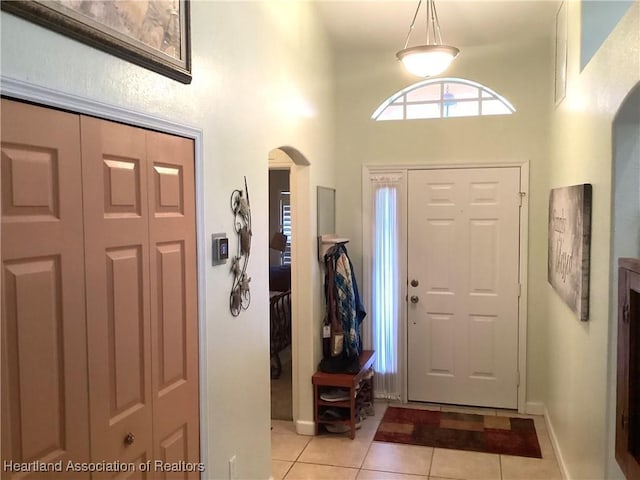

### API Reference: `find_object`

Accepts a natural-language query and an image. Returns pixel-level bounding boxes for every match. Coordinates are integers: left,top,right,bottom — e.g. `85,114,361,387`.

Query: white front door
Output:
407,167,521,409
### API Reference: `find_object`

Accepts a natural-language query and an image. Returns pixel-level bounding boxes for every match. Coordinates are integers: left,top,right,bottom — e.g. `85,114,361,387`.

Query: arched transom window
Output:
372,78,515,121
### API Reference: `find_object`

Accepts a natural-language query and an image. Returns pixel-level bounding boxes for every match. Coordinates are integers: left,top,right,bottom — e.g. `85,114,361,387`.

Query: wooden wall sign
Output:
548,184,593,321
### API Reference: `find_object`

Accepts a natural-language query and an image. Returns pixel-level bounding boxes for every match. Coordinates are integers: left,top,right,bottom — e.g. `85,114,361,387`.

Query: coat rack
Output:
318,234,350,261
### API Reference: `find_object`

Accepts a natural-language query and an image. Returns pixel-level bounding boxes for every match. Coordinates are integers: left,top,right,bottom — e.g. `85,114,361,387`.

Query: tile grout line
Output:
427,445,435,478
294,435,313,463
281,459,294,480
357,433,376,477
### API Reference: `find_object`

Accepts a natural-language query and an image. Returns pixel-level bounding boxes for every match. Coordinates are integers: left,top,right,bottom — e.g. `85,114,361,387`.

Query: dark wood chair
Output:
270,290,291,379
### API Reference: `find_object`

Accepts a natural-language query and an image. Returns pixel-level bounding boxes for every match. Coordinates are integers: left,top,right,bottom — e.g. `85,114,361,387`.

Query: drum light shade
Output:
396,45,459,77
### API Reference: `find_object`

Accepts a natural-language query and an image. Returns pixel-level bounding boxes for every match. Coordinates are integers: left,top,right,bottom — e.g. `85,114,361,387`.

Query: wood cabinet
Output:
616,258,640,480
312,350,375,440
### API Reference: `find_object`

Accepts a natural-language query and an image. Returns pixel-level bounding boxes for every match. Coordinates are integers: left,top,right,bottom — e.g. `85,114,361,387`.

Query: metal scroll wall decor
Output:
230,177,252,316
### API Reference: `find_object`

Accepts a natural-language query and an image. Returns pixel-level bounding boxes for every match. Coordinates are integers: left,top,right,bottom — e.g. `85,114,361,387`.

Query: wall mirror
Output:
317,186,336,236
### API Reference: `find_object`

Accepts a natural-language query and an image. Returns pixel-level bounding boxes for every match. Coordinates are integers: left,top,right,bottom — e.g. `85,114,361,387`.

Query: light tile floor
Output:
271,402,563,480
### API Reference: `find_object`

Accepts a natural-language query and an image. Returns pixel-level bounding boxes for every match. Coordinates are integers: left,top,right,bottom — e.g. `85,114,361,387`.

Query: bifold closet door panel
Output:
80,116,154,469
146,131,200,470
1,100,90,478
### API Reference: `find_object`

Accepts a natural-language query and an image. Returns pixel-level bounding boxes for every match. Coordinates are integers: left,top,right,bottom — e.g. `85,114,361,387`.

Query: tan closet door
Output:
147,131,200,473
1,100,90,479
81,116,154,472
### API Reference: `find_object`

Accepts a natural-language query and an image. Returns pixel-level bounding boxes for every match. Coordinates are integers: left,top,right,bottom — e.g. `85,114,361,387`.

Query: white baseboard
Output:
295,420,315,436
525,401,545,416
544,405,570,480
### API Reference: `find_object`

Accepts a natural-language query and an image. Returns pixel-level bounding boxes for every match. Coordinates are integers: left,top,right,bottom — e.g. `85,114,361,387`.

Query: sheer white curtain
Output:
370,174,402,400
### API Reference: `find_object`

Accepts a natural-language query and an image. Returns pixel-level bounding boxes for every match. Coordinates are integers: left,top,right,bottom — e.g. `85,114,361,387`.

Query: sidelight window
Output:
367,172,404,400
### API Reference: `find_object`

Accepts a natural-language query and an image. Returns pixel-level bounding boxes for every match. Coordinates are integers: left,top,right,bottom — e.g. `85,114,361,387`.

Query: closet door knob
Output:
410,295,419,304
411,279,419,287
124,432,135,446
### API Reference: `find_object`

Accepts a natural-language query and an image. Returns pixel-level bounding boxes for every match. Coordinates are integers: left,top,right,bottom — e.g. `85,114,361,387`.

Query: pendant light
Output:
396,0,459,77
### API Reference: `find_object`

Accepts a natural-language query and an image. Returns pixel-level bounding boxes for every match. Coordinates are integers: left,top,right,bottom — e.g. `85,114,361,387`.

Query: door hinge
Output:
518,283,522,298
518,192,526,207
517,371,520,387
623,303,630,324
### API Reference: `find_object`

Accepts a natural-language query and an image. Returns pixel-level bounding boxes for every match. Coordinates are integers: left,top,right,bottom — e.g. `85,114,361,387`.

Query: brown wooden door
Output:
1,99,90,479
2,102,199,479
617,259,640,480
81,118,200,476
147,131,200,477
81,116,155,473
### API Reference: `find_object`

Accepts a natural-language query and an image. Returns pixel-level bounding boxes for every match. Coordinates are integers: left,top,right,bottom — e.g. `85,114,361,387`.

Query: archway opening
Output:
268,146,311,430
608,81,640,477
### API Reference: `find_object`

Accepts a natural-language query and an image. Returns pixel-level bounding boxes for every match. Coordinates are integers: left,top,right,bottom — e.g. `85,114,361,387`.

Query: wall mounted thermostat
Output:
212,233,229,266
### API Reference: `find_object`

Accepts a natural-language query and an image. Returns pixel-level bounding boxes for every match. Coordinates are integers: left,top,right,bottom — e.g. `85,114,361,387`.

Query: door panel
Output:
6,259,64,459
147,131,200,475
81,116,154,470
1,99,90,479
429,314,455,375
156,243,187,389
107,246,146,415
408,167,520,408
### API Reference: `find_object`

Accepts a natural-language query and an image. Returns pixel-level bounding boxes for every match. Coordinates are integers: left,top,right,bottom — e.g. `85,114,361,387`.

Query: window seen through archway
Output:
372,78,515,121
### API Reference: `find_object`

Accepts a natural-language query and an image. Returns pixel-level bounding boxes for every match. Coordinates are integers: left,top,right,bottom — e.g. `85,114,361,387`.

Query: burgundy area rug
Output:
374,406,542,458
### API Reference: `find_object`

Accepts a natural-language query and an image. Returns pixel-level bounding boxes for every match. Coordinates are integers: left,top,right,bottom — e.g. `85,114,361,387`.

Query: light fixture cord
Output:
403,0,445,49
403,0,422,49
426,0,432,44
430,0,444,45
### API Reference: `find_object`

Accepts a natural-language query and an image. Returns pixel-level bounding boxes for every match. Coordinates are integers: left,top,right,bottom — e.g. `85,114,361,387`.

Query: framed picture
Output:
548,184,592,321
554,1,567,105
1,0,191,84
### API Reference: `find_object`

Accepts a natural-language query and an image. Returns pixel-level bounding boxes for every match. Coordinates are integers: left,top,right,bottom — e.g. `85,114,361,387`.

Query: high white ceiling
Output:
315,0,560,51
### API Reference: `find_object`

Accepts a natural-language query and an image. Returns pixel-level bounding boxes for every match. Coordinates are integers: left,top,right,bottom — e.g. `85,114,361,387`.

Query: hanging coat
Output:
324,243,366,359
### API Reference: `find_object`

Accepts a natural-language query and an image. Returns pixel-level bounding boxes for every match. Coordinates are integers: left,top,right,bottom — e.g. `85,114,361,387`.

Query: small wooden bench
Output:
312,350,375,439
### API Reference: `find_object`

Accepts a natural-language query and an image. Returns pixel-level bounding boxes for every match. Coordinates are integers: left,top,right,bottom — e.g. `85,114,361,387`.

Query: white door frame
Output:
1,76,211,469
363,161,529,413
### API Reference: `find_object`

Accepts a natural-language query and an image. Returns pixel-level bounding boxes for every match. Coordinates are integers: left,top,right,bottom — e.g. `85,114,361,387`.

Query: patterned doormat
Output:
374,407,542,458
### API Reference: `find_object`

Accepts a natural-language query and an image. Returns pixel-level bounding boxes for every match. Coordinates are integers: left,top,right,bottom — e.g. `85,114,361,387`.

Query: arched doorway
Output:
268,147,311,430
608,81,640,476
611,83,640,261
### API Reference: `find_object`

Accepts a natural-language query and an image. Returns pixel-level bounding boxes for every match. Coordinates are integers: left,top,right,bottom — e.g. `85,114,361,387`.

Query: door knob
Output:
411,279,419,287
124,432,135,446
410,295,419,304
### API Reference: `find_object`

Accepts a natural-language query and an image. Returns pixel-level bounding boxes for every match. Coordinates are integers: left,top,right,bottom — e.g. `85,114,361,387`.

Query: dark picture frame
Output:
1,0,191,84
548,184,592,321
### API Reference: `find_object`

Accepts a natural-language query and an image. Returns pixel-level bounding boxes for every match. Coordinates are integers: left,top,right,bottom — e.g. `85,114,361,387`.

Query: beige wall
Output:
546,3,639,479
334,38,554,406
0,2,335,479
